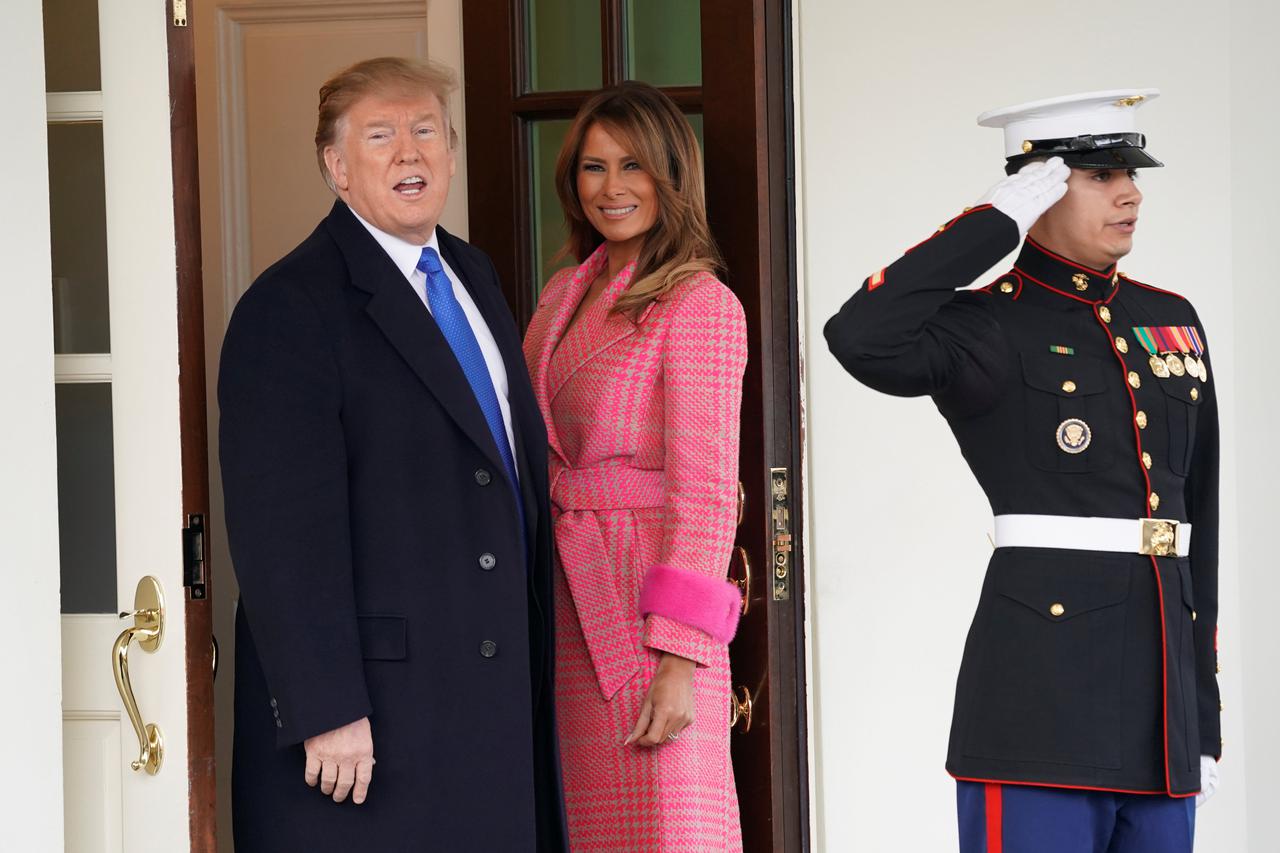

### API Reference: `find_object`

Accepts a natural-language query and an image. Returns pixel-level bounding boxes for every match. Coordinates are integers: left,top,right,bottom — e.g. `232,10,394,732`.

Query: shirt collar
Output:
349,208,440,281
1013,237,1119,304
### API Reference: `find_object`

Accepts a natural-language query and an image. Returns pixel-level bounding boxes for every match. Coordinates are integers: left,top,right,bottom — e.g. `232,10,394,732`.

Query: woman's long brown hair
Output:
554,81,723,318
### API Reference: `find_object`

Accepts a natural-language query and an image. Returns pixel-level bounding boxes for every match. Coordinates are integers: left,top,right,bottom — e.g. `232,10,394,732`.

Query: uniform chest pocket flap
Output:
357,614,407,661
1157,378,1202,477
1020,353,1113,473
996,566,1131,623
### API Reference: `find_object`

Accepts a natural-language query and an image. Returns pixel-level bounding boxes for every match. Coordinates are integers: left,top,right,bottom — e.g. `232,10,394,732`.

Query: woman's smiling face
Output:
575,122,660,260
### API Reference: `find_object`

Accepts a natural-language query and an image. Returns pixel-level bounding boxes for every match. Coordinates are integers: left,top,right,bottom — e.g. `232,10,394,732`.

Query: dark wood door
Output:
463,2,808,850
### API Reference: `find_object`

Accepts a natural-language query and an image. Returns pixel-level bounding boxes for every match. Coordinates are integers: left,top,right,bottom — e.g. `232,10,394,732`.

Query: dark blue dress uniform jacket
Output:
825,205,1221,796
219,201,568,851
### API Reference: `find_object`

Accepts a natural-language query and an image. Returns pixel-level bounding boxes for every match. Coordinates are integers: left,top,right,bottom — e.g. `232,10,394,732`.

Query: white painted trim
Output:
54,353,113,383
47,91,104,122
213,0,430,321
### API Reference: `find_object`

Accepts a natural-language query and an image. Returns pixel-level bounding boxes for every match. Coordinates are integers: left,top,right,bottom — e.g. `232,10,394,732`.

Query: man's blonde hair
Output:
315,56,459,191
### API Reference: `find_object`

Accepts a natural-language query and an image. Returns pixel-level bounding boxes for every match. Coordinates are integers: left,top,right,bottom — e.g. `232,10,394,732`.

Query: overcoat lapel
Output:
534,247,648,422
325,202,508,478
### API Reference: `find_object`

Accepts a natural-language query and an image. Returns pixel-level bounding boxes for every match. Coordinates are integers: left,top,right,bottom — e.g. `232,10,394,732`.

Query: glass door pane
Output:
626,0,702,86
531,119,575,300
526,0,602,92
48,122,112,354
42,0,102,92
54,384,118,614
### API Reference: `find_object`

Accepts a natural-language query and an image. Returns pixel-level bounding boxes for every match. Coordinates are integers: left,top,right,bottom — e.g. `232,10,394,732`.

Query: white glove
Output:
1196,754,1220,807
975,156,1070,240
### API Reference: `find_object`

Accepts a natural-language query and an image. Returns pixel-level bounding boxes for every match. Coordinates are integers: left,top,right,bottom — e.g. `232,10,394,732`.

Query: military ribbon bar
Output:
1131,326,1203,355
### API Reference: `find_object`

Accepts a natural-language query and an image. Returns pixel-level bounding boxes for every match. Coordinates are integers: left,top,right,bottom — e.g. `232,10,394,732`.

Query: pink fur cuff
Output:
638,564,742,644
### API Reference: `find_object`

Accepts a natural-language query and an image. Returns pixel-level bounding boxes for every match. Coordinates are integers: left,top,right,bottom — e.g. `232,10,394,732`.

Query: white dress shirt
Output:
352,212,518,475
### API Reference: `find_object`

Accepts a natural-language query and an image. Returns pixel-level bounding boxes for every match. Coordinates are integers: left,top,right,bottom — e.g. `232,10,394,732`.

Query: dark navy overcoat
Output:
220,201,567,852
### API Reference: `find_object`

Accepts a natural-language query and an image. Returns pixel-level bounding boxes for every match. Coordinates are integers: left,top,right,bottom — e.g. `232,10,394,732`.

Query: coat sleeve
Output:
823,205,1019,418
640,279,749,665
218,277,372,747
1185,308,1222,759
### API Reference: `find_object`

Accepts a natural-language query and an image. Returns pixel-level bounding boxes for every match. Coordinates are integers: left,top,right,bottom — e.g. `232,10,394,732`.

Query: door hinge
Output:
173,0,188,27
770,468,792,601
183,513,206,599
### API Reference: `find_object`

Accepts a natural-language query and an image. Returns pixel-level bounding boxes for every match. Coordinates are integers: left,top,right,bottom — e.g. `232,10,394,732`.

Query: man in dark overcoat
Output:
219,56,567,851
825,90,1221,852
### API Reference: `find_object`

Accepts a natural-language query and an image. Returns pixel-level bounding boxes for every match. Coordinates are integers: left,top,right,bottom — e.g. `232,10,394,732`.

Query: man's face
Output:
323,90,455,244
1028,167,1143,270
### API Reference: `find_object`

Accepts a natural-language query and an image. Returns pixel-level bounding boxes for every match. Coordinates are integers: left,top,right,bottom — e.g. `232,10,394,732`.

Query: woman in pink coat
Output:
523,81,748,851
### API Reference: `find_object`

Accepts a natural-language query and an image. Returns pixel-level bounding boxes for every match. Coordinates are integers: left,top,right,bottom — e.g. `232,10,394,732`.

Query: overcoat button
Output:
1049,603,1065,617
1128,371,1141,389
1099,306,1112,323
1115,336,1129,353
1191,388,1200,401
1135,410,1148,429
999,281,1014,294
1061,380,1077,393
479,553,497,570
475,469,492,486
479,640,498,658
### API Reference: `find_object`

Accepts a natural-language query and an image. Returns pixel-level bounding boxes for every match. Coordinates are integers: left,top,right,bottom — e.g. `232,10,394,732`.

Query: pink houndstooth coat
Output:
524,245,748,852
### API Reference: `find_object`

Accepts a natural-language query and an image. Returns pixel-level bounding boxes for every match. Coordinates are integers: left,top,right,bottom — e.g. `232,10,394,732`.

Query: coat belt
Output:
551,466,665,700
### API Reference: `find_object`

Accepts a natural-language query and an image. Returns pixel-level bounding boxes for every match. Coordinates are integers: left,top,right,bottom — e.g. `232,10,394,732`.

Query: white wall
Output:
797,1,1272,849
0,3,65,848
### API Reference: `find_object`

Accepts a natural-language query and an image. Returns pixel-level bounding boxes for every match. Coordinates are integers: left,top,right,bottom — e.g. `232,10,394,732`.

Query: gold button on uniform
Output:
1136,410,1148,429
1142,452,1153,469
1115,336,1129,353
1128,371,1141,389
1149,492,1161,511
1049,603,1065,617
1000,281,1014,294
1062,380,1077,393
1099,306,1112,323
1192,610,1198,621
1191,387,1200,401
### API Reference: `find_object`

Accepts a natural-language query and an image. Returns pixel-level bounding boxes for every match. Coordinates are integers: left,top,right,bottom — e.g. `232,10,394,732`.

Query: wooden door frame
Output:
462,1,809,849
165,3,217,850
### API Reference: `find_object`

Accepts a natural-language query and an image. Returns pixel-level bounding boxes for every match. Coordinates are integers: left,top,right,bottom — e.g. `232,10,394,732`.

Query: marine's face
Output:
323,90,455,244
1029,167,1143,270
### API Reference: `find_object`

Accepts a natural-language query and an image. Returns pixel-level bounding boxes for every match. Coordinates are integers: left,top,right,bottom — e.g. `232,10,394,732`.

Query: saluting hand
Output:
304,716,376,804
976,156,1070,239
625,653,697,748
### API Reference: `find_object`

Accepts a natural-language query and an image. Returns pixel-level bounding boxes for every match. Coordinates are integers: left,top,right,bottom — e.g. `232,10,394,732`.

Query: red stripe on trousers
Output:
985,783,1003,853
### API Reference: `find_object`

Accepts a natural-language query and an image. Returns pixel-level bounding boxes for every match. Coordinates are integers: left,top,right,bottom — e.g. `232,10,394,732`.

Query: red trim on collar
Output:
1024,236,1118,279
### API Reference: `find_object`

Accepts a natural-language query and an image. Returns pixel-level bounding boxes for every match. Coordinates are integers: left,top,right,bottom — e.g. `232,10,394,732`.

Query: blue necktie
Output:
417,247,526,542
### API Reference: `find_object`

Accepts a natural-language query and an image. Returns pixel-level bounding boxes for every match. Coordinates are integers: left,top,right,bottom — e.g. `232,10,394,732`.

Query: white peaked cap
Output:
978,89,1161,158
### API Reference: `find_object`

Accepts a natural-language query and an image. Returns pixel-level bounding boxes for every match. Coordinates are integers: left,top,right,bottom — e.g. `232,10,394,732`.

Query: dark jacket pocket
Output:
1020,352,1114,473
357,614,407,661
961,550,1131,769
1158,378,1202,476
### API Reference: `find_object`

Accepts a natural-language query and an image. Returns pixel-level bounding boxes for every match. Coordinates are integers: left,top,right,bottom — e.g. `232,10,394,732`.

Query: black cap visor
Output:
1005,134,1164,174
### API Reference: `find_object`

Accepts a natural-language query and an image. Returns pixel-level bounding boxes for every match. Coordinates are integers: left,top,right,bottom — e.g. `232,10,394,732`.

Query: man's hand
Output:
625,653,697,748
1196,754,1220,807
976,156,1070,239
304,716,375,804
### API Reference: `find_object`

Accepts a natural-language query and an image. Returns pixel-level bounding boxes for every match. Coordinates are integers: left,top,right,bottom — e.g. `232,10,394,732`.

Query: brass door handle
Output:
112,576,165,775
729,685,753,734
728,546,751,615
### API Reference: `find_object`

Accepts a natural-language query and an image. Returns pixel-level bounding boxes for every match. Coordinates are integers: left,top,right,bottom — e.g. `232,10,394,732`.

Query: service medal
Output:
1056,418,1092,454
1184,354,1198,378
1166,353,1185,376
1150,355,1170,378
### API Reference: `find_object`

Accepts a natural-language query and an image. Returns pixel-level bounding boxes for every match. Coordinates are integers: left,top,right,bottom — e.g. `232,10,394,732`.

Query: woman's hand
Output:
625,653,696,747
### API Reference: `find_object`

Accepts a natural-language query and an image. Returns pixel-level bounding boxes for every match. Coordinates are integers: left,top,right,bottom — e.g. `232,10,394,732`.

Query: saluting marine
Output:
825,90,1222,852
